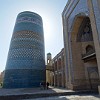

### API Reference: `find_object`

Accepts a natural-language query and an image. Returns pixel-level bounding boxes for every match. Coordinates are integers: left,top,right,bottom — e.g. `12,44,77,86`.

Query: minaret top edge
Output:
18,11,42,19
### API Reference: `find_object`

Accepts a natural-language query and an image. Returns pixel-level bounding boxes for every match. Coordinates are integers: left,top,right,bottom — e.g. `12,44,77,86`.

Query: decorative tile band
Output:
16,16,42,27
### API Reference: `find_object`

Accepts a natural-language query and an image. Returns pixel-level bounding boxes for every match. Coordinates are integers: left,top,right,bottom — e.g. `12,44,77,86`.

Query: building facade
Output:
62,0,100,91
46,48,66,88
3,11,45,88
46,53,52,84
0,71,5,85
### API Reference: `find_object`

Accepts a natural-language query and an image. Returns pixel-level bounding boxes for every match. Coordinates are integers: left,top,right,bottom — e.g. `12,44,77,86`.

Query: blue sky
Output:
0,0,68,73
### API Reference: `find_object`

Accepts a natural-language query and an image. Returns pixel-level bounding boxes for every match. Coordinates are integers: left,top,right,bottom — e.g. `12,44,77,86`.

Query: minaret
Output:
46,53,52,84
3,11,45,88
47,53,52,66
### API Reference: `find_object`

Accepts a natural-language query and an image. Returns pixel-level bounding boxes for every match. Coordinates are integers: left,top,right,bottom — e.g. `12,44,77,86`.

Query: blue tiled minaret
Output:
3,11,45,88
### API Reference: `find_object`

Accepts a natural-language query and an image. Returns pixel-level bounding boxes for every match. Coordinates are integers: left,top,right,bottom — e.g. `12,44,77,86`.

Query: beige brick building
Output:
0,71,5,84
46,49,66,88
62,0,100,92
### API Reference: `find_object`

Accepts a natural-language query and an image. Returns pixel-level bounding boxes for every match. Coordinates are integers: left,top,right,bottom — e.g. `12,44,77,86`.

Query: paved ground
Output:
23,95,100,100
0,86,99,100
0,87,73,96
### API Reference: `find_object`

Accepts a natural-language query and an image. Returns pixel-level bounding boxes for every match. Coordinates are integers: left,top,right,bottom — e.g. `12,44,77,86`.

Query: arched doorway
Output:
59,73,62,87
54,61,57,86
87,68,99,90
70,15,100,90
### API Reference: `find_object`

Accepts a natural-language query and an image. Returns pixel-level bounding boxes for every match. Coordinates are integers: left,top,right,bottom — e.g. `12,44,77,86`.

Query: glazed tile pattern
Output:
3,11,45,88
